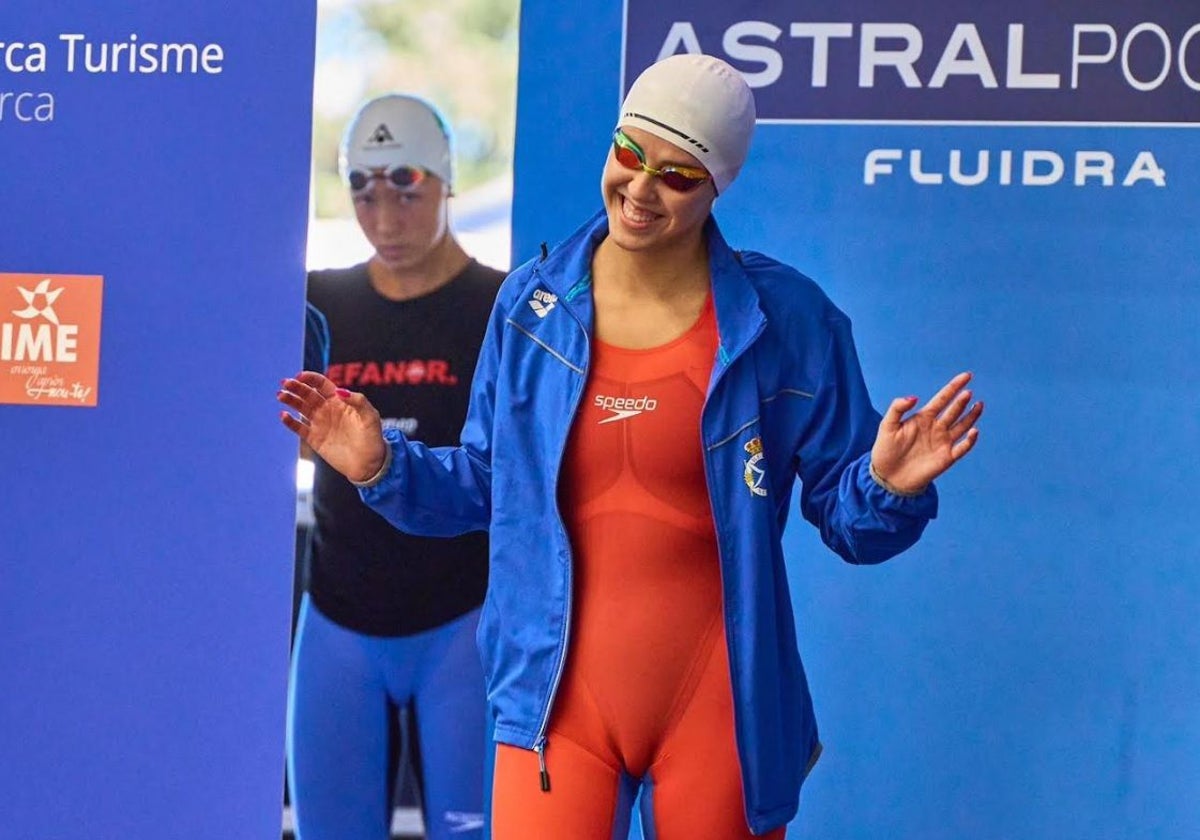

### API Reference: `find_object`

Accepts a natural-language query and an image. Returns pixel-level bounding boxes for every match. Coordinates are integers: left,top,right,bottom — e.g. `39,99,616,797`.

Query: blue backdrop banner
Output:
515,1,1200,837
1,2,316,837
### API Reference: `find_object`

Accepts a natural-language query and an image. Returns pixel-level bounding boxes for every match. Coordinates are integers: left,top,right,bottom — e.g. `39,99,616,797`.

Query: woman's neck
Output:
367,235,470,302
592,229,709,302
589,227,712,349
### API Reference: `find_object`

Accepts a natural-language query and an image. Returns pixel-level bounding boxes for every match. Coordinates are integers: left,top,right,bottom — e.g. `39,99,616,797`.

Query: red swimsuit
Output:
491,298,784,839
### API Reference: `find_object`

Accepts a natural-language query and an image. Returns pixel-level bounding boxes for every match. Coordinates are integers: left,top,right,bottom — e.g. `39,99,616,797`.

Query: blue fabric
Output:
304,302,331,373
612,772,639,840
361,209,938,833
287,596,487,840
637,778,656,840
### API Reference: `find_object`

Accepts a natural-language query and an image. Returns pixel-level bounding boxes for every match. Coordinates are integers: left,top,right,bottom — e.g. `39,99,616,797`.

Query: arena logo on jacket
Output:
0,272,102,407
623,0,1196,189
528,288,558,318
326,359,459,388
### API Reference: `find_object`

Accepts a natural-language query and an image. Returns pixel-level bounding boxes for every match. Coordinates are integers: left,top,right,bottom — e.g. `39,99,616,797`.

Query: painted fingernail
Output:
335,388,351,398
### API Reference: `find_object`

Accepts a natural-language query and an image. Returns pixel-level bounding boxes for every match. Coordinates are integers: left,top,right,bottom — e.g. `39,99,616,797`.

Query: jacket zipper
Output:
530,269,591,792
534,740,551,792
698,323,765,811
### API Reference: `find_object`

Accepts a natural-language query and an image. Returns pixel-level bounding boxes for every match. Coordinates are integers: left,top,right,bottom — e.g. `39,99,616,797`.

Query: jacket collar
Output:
530,210,607,303
532,209,767,365
704,216,767,367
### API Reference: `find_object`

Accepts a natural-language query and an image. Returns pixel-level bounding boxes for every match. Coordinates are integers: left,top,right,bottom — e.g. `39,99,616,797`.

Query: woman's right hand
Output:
278,371,388,484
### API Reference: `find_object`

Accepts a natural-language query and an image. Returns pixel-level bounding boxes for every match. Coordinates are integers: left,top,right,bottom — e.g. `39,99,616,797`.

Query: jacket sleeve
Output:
795,316,938,565
355,290,505,537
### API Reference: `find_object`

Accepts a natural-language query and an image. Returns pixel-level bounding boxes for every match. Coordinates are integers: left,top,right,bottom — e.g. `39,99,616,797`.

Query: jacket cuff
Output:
858,454,938,518
348,435,394,488
868,460,925,498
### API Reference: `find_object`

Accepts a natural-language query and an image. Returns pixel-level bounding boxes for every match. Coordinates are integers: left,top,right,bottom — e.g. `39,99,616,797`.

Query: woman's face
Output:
352,172,450,273
600,125,716,256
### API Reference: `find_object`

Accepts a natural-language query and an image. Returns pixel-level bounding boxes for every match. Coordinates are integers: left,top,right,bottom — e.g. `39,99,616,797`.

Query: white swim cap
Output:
618,54,756,195
339,94,454,188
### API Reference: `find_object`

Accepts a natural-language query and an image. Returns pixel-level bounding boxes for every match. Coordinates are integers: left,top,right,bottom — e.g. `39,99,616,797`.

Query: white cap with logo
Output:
339,94,454,188
618,54,756,195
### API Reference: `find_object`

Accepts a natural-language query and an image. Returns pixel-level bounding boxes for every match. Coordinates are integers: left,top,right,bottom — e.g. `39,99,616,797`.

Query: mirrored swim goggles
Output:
611,129,712,193
346,164,428,192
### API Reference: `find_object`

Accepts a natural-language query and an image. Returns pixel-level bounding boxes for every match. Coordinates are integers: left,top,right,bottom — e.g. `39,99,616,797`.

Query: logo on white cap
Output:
367,123,397,147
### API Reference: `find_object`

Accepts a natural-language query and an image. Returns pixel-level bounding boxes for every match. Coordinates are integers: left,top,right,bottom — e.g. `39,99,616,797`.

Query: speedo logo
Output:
595,393,658,424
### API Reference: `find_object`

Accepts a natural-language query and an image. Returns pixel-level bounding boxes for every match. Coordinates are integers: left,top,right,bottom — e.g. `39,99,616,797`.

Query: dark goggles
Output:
612,129,712,193
346,164,427,192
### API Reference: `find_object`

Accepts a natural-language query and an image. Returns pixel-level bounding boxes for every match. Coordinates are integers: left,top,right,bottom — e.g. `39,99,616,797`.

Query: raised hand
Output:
869,371,983,496
278,371,388,484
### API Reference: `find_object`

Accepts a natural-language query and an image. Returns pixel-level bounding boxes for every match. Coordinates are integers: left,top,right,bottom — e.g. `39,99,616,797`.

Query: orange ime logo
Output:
0,273,103,407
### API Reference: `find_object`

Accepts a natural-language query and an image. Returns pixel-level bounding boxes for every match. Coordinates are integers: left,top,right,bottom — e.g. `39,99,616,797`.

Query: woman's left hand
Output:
869,371,983,496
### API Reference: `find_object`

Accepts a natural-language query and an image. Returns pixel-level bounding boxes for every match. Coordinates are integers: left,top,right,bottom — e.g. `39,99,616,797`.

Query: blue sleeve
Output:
796,316,938,565
356,291,504,537
304,302,330,373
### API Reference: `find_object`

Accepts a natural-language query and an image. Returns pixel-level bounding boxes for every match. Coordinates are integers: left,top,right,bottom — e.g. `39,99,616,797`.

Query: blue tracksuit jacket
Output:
361,209,938,833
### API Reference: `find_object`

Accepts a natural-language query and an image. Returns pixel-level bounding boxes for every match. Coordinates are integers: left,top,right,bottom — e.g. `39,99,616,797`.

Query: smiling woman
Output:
278,53,984,840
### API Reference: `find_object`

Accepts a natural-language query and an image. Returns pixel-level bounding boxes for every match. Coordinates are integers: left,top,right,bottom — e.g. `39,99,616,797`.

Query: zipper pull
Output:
534,739,551,792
